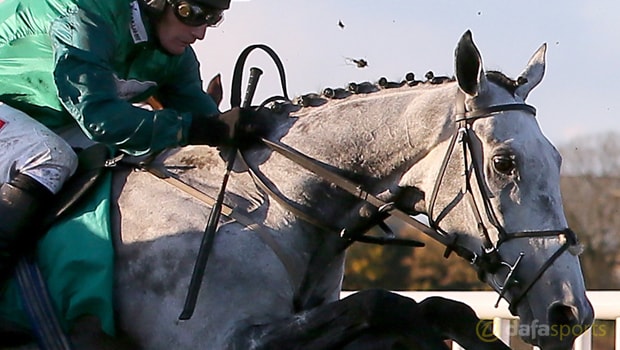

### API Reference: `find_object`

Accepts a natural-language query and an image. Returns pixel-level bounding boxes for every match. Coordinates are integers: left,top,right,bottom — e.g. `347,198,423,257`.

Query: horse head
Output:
400,30,593,349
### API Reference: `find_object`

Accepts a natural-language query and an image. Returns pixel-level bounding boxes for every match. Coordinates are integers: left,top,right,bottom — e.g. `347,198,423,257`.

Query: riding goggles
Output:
169,0,224,27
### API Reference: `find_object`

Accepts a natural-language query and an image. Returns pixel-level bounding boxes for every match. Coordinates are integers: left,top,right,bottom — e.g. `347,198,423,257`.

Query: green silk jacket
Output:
0,0,219,155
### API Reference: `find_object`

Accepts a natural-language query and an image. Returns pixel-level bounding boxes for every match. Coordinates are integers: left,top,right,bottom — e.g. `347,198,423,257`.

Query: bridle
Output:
179,44,580,316
248,88,579,313
426,90,579,313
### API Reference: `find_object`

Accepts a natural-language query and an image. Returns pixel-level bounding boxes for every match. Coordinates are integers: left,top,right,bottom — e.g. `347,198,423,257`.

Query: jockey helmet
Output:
140,0,230,14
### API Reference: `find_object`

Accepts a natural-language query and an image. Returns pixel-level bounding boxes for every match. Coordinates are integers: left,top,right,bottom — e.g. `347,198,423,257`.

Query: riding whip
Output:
179,66,263,320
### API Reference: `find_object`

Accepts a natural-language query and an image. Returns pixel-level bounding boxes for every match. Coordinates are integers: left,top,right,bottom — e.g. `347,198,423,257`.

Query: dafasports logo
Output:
475,320,498,343
476,319,608,342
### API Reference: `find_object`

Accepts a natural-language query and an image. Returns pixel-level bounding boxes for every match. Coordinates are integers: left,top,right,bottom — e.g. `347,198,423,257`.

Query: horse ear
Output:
515,43,546,100
207,73,223,107
455,30,488,97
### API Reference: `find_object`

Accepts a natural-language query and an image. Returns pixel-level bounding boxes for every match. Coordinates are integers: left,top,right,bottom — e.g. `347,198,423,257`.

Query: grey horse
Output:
7,30,595,349
110,30,594,349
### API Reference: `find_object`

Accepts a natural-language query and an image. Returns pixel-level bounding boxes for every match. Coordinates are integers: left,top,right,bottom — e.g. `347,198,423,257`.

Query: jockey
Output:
0,0,264,288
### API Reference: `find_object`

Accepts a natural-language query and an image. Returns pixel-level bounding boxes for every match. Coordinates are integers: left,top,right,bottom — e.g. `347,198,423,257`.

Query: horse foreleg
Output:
418,297,510,350
232,289,448,350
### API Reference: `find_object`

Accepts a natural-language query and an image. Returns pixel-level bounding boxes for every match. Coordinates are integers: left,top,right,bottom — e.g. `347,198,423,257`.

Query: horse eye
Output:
493,156,515,174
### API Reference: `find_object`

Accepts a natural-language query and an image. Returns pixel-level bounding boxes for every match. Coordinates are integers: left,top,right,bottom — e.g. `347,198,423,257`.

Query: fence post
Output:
616,317,620,350
493,317,511,345
574,326,592,350
451,341,465,350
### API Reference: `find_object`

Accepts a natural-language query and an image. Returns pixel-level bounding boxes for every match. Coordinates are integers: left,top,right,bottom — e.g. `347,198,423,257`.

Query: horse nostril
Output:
548,303,579,327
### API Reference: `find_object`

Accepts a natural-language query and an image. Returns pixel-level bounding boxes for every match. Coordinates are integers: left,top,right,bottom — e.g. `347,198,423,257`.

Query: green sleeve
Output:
50,7,201,156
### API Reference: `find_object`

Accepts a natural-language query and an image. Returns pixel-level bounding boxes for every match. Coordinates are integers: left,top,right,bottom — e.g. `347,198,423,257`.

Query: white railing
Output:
341,291,620,349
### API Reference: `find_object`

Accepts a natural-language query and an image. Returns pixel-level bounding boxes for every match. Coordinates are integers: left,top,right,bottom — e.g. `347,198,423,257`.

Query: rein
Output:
243,138,432,310
248,138,435,247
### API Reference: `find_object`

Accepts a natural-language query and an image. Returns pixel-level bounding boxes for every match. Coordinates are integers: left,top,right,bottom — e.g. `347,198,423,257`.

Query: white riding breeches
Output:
0,102,78,194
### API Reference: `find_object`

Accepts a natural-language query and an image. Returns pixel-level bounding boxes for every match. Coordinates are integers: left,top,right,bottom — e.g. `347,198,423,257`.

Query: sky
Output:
193,0,620,146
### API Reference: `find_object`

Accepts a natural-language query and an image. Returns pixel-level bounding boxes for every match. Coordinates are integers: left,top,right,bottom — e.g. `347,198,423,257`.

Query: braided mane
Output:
267,69,524,114
270,70,455,112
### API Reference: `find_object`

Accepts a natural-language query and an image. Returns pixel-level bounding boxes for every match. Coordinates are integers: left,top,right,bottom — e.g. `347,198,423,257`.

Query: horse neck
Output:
288,83,459,178
262,83,460,234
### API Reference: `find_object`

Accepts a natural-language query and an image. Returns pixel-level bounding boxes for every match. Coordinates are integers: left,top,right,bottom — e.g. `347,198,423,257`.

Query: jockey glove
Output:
188,107,270,148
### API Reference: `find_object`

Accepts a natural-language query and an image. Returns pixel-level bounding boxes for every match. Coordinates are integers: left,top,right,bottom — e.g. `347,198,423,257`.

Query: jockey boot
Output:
0,173,53,287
